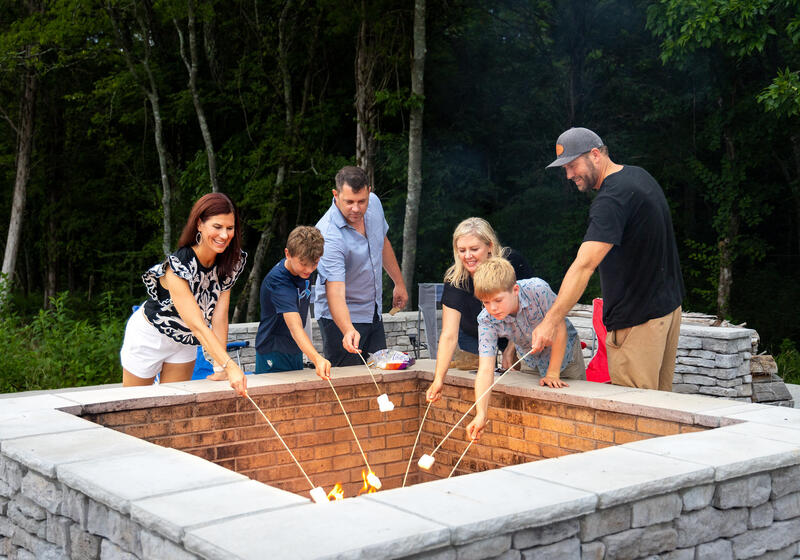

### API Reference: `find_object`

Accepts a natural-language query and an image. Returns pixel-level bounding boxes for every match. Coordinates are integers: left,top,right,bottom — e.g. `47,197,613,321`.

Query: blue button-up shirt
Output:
314,192,389,322
477,278,579,373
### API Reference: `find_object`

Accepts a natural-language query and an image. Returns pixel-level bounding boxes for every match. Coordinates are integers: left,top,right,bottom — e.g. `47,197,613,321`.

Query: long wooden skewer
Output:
448,435,478,478
326,377,373,473
357,351,382,395
245,393,316,490
402,400,432,487
428,349,534,458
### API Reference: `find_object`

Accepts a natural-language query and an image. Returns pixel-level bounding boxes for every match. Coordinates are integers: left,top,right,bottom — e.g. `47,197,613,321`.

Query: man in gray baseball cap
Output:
531,126,685,391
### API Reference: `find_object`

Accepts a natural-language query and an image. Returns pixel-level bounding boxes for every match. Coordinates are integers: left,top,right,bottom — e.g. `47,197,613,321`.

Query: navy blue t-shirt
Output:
255,259,313,355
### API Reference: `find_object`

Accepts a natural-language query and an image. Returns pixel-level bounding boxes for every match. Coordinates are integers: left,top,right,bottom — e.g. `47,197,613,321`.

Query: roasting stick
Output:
245,393,328,503
326,377,382,489
357,351,395,412
402,400,432,488
419,349,534,470
448,432,480,478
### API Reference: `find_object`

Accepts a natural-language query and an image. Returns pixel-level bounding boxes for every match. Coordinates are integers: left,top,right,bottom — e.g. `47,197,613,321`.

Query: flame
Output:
327,483,344,501
359,470,379,494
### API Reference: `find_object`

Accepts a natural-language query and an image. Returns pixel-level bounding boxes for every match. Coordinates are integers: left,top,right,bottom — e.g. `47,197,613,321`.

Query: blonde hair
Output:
286,226,324,263
473,257,516,300
443,217,508,290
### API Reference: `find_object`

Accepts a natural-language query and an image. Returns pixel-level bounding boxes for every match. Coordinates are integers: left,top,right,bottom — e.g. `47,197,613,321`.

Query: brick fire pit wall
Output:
3,361,800,559
81,374,705,500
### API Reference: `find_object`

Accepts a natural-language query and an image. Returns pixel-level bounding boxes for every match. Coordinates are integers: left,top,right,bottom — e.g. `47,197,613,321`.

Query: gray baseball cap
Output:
546,127,604,168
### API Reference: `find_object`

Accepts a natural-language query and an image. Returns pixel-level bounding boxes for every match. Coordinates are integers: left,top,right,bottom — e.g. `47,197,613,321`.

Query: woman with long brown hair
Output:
120,193,248,396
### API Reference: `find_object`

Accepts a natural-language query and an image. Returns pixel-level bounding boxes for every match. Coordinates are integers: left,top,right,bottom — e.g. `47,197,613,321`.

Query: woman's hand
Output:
426,378,444,403
226,364,248,397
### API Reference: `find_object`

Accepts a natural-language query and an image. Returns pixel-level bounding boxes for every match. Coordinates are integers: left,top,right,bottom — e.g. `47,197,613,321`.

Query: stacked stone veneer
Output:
4,365,800,559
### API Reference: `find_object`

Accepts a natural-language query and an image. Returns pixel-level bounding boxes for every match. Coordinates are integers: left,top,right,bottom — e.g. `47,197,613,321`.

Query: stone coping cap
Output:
678,324,756,339
366,468,596,544
0,393,82,415
0,408,98,442
507,445,714,508
1,427,153,478
184,496,450,560
57,446,247,514
130,480,308,543
624,424,800,481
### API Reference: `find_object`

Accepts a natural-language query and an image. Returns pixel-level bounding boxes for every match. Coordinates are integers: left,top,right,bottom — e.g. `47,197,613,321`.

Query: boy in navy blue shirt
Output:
255,226,330,378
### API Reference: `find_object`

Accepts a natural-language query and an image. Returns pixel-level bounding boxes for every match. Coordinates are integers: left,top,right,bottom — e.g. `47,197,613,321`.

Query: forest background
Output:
1,0,799,392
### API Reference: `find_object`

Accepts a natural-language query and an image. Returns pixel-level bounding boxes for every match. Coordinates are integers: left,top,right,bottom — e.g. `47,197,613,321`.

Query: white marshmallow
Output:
377,393,394,412
309,487,329,504
418,454,435,470
366,472,382,489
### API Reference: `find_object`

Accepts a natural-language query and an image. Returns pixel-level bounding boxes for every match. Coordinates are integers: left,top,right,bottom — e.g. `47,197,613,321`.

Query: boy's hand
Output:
313,355,331,380
540,375,569,389
426,378,444,403
466,413,487,441
342,328,361,354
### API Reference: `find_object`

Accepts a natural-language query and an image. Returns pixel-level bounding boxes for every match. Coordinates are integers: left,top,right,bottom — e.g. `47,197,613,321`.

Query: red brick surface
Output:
82,374,708,499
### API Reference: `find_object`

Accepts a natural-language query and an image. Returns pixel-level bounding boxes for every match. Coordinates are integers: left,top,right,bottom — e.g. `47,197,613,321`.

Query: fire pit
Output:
3,360,800,560
80,366,707,501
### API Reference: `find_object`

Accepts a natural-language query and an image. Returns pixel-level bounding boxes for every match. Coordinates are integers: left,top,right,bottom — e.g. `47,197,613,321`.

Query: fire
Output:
327,483,344,501
359,469,379,494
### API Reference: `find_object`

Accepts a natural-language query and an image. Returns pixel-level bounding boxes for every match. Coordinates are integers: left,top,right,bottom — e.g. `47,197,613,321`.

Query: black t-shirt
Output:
441,248,534,339
583,165,684,331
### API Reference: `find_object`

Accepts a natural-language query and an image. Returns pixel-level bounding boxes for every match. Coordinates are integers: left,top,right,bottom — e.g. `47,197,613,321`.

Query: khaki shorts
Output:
520,340,586,380
606,306,681,391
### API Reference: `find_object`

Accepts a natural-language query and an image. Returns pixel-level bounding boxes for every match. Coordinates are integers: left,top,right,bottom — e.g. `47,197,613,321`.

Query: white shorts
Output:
120,308,197,379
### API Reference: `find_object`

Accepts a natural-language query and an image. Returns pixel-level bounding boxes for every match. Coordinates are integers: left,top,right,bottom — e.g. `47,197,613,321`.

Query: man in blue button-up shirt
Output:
314,166,408,367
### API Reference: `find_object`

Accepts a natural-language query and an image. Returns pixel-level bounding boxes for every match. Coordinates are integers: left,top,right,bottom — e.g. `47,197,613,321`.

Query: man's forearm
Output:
382,236,405,287
325,281,354,333
546,241,612,322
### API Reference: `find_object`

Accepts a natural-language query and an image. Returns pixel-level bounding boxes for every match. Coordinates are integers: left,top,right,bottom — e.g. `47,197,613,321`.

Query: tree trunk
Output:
401,0,426,297
175,1,219,192
44,190,57,308
1,69,37,305
716,212,738,319
354,1,378,184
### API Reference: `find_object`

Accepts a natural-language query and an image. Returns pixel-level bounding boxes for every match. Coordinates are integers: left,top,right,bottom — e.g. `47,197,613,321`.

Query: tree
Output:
647,0,798,317
107,0,175,256
400,0,425,295
0,1,42,307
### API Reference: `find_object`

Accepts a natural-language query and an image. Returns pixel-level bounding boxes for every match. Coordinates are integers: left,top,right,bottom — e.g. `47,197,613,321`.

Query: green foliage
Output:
776,339,800,385
0,292,123,393
758,68,800,116
683,239,718,310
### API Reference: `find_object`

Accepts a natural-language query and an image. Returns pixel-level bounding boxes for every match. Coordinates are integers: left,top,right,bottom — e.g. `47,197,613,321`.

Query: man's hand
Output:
531,316,558,354
539,375,569,389
426,378,444,403
313,355,332,380
466,413,487,441
393,283,408,311
342,328,361,354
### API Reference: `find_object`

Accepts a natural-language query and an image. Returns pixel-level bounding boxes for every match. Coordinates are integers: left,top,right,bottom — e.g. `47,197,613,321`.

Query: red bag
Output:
585,298,611,383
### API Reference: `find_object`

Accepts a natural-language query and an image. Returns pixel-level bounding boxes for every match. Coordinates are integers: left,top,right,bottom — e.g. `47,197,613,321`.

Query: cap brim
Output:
545,153,581,169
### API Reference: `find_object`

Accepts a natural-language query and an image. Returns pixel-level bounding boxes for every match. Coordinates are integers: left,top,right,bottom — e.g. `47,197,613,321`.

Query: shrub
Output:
0,292,124,393
776,338,800,386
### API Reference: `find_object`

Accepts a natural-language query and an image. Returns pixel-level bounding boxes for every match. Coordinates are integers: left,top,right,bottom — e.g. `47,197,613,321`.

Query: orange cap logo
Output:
555,144,564,156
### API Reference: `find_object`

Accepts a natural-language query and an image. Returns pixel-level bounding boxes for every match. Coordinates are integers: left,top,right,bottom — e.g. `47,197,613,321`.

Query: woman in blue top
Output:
120,193,248,396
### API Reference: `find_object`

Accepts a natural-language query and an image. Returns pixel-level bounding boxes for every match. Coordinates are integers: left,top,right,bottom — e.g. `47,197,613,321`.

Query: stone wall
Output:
3,371,800,559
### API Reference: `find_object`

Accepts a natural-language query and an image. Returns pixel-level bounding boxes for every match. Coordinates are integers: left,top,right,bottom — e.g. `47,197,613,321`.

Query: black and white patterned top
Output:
142,246,247,345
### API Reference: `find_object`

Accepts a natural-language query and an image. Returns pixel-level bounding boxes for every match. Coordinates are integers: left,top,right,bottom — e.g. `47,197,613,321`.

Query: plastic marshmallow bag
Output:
368,349,415,370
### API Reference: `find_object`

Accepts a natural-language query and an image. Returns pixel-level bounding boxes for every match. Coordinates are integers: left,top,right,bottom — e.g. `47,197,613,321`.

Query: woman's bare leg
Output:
122,368,155,387
160,361,195,383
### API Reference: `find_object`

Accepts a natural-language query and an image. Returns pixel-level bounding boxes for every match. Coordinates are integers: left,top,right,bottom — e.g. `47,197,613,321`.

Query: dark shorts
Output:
318,307,386,367
255,351,303,373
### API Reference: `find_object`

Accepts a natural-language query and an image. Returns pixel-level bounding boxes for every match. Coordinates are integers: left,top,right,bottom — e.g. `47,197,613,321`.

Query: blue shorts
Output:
255,351,303,373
